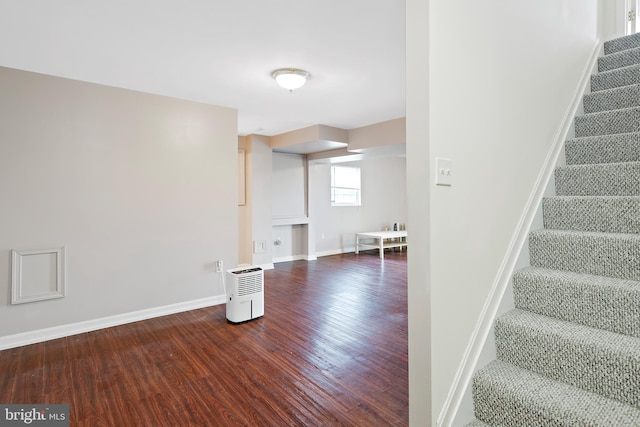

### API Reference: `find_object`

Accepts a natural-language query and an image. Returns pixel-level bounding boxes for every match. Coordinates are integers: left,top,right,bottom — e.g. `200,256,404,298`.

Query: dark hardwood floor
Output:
0,251,408,426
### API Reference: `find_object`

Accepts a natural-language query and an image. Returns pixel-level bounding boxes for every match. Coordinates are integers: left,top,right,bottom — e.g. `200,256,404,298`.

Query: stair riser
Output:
583,84,640,114
591,64,640,92
554,163,640,196
565,133,640,165
604,33,640,55
542,197,640,233
598,47,640,72
513,269,640,337
495,316,640,407
575,108,640,138
529,231,640,281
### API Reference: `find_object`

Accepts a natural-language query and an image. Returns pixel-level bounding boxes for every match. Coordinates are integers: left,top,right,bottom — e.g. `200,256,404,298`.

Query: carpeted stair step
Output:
554,161,640,196
464,419,491,427
529,229,640,281
513,267,640,337
598,46,640,72
565,132,640,165
583,83,640,114
495,309,640,407
472,360,640,426
591,64,640,92
605,32,640,55
542,196,640,233
575,106,640,137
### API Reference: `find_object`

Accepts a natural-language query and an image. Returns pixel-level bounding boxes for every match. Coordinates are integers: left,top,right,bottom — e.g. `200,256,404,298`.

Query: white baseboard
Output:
273,255,306,264
314,248,355,258
0,295,227,351
436,40,602,427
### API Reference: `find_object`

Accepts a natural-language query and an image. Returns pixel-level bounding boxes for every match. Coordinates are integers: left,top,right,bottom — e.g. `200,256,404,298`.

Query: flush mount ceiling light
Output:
271,68,310,92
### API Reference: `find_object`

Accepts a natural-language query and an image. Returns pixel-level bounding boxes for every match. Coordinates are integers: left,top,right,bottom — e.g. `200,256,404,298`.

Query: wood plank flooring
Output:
0,251,408,426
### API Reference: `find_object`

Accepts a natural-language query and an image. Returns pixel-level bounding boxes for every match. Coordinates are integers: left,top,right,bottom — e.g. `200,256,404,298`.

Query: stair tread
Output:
497,308,640,353
565,131,640,165
531,227,640,239
591,63,640,92
496,309,640,407
583,83,640,114
516,265,640,288
514,266,640,329
598,46,640,72
567,130,640,143
554,161,640,196
546,194,640,200
514,266,640,337
593,62,640,75
557,160,640,170
579,104,640,118
542,195,640,233
574,105,640,137
529,229,640,281
464,420,491,427
604,33,640,55
473,360,640,426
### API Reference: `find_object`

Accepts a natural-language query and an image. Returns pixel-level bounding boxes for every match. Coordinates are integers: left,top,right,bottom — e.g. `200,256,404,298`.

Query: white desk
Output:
355,230,407,259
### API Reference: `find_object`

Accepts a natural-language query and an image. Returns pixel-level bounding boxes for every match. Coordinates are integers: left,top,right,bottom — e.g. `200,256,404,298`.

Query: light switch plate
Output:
435,158,452,186
253,240,267,254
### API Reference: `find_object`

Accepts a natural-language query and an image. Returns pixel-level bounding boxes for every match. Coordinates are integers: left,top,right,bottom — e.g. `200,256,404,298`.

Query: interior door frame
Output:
626,0,639,34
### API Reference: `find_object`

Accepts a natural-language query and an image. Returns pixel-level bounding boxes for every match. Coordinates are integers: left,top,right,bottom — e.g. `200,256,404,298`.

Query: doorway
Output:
627,0,640,34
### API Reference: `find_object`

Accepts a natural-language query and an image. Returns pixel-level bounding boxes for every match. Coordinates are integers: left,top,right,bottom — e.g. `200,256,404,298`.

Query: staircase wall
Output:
406,1,609,425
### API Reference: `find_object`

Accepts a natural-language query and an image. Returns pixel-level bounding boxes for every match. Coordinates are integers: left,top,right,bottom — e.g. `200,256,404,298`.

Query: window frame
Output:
330,165,361,207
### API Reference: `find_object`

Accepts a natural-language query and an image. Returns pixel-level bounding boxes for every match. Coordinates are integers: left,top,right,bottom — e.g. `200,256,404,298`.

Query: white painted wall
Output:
272,152,307,221
407,1,607,425
311,156,407,256
0,67,238,343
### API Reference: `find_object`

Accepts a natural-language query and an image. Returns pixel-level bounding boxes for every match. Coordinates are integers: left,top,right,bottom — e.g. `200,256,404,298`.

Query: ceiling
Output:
0,1,406,143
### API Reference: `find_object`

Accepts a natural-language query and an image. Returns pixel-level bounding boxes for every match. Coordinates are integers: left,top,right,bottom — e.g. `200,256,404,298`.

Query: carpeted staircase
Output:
468,32,640,426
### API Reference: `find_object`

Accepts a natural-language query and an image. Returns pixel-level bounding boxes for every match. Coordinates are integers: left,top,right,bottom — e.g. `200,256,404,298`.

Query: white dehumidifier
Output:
225,266,264,323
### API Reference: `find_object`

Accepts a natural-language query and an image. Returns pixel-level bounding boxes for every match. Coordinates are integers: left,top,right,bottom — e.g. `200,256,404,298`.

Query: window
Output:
331,166,361,206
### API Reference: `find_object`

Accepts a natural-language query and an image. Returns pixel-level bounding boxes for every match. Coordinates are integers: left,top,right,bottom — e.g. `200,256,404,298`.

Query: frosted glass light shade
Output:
271,68,310,91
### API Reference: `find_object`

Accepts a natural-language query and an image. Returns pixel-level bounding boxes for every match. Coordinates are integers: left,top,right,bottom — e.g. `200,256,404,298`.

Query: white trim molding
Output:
0,295,226,351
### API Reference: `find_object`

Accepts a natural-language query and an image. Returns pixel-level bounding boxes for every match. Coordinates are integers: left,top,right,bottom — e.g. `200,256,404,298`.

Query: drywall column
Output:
247,134,274,269
305,159,317,261
238,136,252,265
406,0,431,425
